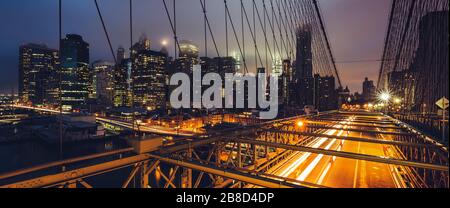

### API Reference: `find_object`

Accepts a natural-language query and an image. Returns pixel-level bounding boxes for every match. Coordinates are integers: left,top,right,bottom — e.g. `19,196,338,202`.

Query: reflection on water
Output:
0,127,214,188
0,133,128,174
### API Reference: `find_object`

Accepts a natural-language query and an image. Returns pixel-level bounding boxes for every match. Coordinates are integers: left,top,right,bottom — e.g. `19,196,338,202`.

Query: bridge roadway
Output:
0,108,447,188
96,117,196,137
252,114,414,188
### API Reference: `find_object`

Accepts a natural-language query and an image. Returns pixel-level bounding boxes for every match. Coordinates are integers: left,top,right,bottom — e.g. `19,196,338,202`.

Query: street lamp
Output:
297,120,305,128
378,91,392,114
379,92,391,102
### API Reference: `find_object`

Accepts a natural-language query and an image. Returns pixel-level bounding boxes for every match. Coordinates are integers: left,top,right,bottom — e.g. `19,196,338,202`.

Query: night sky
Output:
0,0,391,94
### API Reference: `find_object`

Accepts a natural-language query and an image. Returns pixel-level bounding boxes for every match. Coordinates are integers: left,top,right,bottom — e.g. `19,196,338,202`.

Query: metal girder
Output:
0,151,304,188
264,129,437,148
122,163,141,188
336,111,384,116
0,147,133,181
231,138,449,172
305,125,413,136
313,118,396,126
159,137,222,154
147,154,305,188
306,121,405,130
1,154,155,188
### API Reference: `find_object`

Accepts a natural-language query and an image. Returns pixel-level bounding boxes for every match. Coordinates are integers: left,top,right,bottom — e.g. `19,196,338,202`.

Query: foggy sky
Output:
0,0,391,94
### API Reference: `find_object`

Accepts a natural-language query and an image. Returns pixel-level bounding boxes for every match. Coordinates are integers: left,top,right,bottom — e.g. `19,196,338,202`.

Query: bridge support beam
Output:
231,138,448,172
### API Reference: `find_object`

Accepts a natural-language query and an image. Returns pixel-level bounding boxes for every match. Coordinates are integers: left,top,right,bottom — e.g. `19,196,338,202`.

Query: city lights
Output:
0,0,447,192
297,120,305,127
379,91,391,102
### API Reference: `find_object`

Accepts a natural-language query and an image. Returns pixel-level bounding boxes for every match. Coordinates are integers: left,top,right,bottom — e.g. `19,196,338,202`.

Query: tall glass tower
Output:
60,34,90,111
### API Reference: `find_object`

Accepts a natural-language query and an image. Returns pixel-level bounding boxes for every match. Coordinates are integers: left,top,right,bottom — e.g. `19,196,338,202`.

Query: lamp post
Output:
379,92,391,114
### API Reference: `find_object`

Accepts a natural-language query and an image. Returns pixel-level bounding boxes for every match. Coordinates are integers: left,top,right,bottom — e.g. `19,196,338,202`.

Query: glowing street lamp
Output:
394,98,402,104
379,92,391,102
297,120,305,128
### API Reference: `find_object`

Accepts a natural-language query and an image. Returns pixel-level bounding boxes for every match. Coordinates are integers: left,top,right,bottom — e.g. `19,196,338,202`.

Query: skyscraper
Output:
295,26,313,79
92,60,114,107
18,43,59,106
272,56,283,76
131,37,168,111
60,34,90,111
314,74,338,111
175,40,200,74
362,77,376,102
293,26,314,108
281,59,292,105
117,46,126,64
198,56,237,108
113,58,132,107
232,51,241,73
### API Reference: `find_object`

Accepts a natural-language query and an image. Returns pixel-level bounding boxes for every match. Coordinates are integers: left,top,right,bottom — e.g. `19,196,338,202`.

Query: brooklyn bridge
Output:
0,0,448,188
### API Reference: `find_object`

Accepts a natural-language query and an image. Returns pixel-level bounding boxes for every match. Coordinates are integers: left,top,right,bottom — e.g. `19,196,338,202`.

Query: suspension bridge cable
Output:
225,3,228,57
241,0,246,73
199,0,221,58
58,0,63,160
276,0,293,60
162,0,181,58
203,0,207,57
240,0,264,68
253,0,276,66
270,0,289,59
312,0,342,87
224,0,248,73
129,0,136,136
262,0,282,63
94,0,117,64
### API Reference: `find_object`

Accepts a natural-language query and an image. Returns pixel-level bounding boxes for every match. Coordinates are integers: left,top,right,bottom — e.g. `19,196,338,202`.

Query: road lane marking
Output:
353,141,361,188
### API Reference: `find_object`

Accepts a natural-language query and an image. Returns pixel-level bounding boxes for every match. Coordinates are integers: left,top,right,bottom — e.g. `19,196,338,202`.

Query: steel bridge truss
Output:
0,112,448,188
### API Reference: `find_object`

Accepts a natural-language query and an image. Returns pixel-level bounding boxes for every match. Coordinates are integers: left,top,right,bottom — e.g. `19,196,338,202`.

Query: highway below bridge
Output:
8,105,197,137
0,111,448,188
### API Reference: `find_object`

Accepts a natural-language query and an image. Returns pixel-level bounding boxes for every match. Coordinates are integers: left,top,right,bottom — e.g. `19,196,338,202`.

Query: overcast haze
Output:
0,0,391,94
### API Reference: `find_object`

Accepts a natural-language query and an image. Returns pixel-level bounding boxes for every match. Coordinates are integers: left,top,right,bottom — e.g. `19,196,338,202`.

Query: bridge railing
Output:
391,113,448,145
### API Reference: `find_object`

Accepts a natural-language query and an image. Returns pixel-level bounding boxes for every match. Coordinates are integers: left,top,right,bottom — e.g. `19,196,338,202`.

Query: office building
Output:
60,34,90,111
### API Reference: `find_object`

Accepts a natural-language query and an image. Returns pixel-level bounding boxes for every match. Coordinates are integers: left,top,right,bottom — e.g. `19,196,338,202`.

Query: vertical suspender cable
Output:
58,0,63,160
224,0,248,73
203,0,207,57
94,0,117,64
129,0,135,136
225,3,228,57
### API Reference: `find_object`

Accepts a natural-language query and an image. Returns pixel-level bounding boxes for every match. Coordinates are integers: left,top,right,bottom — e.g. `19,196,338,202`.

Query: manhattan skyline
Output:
0,0,390,94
